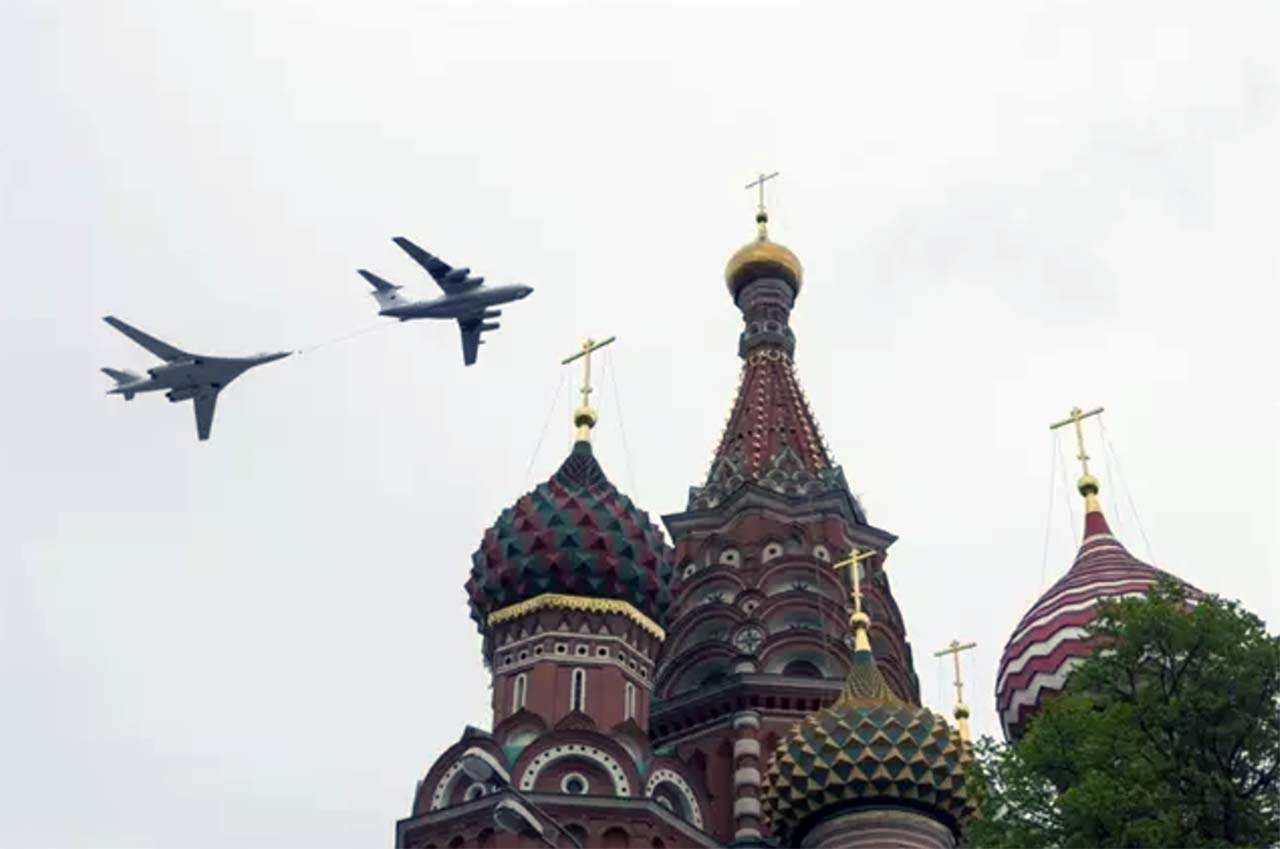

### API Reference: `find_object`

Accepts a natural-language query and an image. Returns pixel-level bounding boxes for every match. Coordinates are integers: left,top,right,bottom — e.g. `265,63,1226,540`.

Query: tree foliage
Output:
968,581,1279,847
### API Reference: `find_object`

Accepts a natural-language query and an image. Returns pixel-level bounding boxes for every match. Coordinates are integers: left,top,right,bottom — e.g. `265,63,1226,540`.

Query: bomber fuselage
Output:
106,352,291,399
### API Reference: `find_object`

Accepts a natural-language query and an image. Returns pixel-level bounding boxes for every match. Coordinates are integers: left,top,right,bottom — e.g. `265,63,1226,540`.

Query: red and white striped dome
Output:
995,495,1181,741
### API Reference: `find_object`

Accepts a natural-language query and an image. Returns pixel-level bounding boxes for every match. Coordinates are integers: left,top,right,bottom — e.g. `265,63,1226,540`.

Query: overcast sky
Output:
3,1,1276,846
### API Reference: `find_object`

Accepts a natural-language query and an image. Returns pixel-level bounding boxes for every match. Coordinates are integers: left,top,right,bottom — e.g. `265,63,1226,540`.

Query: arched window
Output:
602,826,631,848
624,682,636,720
570,668,586,712
512,673,527,712
782,659,823,678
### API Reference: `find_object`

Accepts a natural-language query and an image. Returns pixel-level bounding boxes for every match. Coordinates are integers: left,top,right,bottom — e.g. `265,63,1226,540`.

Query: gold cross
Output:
561,336,616,441
934,639,978,706
831,548,878,620
1049,405,1105,478
744,171,780,216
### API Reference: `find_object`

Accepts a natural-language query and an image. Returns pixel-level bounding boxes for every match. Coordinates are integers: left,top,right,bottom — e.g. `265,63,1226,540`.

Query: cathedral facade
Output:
394,201,977,848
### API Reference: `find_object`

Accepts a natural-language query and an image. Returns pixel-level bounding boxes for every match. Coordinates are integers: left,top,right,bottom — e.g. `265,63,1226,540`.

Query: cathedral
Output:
392,188,1193,848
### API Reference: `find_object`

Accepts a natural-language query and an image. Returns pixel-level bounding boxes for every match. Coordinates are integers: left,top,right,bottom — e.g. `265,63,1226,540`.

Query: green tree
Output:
968,581,1279,848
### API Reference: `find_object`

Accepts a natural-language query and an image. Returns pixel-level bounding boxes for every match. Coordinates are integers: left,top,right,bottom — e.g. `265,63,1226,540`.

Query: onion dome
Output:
725,210,803,300
761,620,974,844
465,440,673,633
995,475,1187,741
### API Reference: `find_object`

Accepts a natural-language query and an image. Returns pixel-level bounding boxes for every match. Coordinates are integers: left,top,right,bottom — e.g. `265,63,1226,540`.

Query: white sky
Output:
3,1,1276,846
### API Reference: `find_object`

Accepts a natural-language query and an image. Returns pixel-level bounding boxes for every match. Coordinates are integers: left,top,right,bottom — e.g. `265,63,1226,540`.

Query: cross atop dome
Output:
560,334,615,443
744,170,780,236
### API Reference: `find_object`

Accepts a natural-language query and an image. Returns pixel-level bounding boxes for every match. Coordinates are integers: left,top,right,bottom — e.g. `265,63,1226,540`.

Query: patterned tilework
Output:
761,648,973,842
465,441,673,631
995,508,1181,741
689,347,847,511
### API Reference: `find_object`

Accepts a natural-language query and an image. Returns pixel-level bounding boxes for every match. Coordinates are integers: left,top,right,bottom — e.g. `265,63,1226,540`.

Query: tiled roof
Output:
689,347,845,511
465,441,673,631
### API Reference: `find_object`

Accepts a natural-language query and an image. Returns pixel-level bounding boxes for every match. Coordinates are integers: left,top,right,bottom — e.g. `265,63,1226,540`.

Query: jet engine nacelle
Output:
444,267,471,283
479,322,500,332
468,276,485,286
481,309,502,319
150,358,200,378
166,386,199,402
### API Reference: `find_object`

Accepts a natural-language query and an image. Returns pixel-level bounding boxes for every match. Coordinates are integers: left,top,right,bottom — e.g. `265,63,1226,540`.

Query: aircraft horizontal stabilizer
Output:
101,367,141,384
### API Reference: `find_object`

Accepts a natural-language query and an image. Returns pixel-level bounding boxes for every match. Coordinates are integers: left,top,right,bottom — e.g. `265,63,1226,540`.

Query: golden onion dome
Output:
725,211,803,300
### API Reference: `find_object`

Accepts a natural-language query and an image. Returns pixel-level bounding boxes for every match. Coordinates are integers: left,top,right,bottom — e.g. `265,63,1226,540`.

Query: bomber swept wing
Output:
103,316,188,361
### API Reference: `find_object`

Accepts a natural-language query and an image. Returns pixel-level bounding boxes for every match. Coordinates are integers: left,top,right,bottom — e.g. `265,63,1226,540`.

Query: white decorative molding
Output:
644,769,704,829
732,711,761,730
733,739,761,759
518,743,630,796
734,797,762,818
734,767,761,787
429,761,465,810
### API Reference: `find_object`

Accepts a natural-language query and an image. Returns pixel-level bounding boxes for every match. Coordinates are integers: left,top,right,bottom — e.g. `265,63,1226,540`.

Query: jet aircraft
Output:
358,237,533,365
101,316,291,441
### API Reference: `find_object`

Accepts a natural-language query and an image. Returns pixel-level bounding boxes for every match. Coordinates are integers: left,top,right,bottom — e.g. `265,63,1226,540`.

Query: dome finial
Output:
560,335,616,443
935,638,978,742
832,547,879,653
745,170,779,239
1050,405,1106,513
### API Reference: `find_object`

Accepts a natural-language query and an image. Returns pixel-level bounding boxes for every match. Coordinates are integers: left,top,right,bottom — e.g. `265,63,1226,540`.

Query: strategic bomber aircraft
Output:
358,236,534,366
101,316,291,441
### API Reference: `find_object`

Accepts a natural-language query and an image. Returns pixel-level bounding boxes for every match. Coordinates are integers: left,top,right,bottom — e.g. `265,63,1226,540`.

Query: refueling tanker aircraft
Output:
101,316,291,441
358,237,533,365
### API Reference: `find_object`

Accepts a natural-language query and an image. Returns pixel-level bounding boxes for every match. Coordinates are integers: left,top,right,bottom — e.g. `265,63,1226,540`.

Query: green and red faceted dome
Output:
465,440,673,631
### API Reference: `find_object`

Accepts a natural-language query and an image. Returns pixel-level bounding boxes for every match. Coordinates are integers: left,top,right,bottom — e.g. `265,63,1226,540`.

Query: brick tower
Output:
651,181,921,844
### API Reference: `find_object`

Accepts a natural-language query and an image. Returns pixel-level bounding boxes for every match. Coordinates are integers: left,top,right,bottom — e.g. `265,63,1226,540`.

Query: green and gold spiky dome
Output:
761,631,975,842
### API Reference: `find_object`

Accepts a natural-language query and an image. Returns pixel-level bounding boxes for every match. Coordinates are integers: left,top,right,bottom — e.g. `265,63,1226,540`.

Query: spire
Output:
935,639,977,742
1050,405,1112,537
560,335,615,443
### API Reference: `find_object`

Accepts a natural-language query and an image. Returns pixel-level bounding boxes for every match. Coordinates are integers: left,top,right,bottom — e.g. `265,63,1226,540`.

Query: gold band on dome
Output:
487,593,666,641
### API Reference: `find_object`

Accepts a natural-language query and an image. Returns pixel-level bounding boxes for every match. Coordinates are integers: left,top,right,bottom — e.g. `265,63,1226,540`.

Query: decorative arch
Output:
667,651,737,696
429,761,467,810
666,608,743,658
656,641,738,697
782,658,823,678
644,769,705,829
518,743,632,796
762,643,842,678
